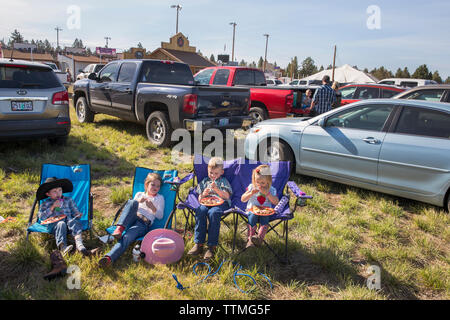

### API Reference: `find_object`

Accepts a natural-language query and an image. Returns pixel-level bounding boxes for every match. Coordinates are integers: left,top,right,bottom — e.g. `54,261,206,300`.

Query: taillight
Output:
285,93,294,112
183,94,197,114
52,90,69,105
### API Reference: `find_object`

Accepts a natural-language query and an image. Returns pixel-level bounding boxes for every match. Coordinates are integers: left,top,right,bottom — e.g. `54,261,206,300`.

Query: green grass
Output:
0,104,449,300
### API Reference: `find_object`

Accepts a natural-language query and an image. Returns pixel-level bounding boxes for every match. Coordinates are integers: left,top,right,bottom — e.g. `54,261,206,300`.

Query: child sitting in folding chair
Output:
37,177,89,256
187,157,232,260
99,173,165,267
241,165,279,248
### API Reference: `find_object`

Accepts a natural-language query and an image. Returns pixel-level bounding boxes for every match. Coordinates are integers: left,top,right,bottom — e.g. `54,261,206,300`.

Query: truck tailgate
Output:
194,85,250,117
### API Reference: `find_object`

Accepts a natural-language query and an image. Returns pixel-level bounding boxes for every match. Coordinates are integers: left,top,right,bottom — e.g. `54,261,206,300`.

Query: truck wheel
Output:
249,107,267,125
146,111,173,148
75,97,94,123
258,139,295,176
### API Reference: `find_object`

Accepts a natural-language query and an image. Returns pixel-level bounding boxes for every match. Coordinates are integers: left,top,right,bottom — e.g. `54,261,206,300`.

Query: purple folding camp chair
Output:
164,155,312,263
221,158,312,264
164,155,241,252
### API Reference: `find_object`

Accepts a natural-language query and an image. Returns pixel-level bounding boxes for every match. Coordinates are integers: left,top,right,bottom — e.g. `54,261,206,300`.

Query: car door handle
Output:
363,137,380,144
125,88,132,94
105,87,111,90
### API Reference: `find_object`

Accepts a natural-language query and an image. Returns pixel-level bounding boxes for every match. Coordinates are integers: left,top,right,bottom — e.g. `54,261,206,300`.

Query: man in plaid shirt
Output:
308,75,336,116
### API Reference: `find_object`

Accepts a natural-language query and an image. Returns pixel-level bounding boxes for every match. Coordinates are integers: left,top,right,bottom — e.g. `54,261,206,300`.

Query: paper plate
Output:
200,196,224,207
41,214,66,225
249,206,275,216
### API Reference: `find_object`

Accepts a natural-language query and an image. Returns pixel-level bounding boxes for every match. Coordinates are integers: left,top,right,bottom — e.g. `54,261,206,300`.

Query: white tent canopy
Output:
301,64,378,84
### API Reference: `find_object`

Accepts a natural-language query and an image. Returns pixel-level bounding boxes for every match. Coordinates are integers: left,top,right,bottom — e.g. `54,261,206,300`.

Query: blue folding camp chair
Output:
26,164,93,240
168,155,312,263
105,167,178,241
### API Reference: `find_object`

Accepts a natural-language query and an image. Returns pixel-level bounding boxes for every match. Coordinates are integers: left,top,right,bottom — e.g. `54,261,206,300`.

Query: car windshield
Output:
0,64,61,89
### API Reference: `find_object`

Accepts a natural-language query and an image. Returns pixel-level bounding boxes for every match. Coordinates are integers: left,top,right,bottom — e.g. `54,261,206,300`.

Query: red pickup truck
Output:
194,66,311,123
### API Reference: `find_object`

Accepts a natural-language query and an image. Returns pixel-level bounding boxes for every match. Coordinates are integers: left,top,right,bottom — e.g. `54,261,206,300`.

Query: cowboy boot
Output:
43,250,68,281
252,225,269,247
246,225,257,248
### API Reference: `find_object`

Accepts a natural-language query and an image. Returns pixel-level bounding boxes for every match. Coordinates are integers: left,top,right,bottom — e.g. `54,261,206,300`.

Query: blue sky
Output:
1,0,450,78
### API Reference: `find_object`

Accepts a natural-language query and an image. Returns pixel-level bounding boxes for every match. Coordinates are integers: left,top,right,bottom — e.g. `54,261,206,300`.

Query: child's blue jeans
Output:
194,202,229,247
247,212,270,227
51,218,83,248
107,200,153,262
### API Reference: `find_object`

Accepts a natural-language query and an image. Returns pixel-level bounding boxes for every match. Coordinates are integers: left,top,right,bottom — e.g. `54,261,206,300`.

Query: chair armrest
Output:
274,196,290,214
286,181,312,199
165,173,194,185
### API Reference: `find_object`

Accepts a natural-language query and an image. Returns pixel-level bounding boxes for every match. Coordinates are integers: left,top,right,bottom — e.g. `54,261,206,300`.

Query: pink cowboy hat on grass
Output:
140,229,185,265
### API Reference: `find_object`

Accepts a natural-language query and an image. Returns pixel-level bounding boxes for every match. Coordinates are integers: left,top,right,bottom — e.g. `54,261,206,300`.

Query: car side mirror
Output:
88,73,98,81
78,69,84,73
317,118,326,127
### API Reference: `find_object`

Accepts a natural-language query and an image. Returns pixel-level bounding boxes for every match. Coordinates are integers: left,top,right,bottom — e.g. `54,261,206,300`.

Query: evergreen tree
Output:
299,57,317,78
257,57,264,69
445,76,450,84
402,67,411,78
432,70,442,83
412,64,432,80
209,54,215,63
8,29,24,46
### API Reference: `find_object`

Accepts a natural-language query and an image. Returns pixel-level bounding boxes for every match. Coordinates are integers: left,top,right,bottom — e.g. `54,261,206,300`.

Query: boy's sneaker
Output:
98,256,112,268
187,243,203,256
203,246,216,261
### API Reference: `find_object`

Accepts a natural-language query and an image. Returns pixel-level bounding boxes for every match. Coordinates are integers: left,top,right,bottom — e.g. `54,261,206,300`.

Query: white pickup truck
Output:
40,62,71,86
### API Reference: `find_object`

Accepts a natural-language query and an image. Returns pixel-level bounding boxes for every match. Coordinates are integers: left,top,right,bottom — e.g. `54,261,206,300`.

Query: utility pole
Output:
332,45,337,82
104,37,111,48
170,4,182,34
55,26,62,52
263,34,269,72
229,22,237,62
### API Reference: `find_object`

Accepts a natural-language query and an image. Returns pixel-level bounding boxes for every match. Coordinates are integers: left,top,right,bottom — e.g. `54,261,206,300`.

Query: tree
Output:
239,59,247,66
285,56,299,79
445,76,450,84
395,68,404,78
137,42,144,49
402,67,411,78
299,57,317,78
370,66,393,81
8,29,24,46
412,64,432,80
432,71,442,83
209,54,215,63
72,38,84,48
257,57,264,69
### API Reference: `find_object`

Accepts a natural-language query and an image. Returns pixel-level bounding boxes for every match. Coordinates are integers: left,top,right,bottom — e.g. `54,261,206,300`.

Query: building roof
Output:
161,48,215,67
61,54,111,63
2,49,55,62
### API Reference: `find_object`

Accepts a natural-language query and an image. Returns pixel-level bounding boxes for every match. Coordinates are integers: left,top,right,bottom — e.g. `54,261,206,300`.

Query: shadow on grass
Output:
222,222,421,300
0,134,136,182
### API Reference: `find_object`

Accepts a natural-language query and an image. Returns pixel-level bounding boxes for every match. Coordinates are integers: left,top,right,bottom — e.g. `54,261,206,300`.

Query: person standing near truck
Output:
308,75,336,116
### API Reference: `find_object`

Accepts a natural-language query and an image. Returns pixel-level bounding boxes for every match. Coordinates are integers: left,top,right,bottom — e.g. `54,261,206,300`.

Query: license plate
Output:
219,118,229,126
11,101,33,111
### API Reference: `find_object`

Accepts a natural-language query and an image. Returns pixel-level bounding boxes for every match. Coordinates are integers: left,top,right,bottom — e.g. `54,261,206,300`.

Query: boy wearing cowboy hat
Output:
37,177,88,256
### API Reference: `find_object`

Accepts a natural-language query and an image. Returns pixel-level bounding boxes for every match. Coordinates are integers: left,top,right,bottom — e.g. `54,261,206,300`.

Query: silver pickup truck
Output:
40,62,70,86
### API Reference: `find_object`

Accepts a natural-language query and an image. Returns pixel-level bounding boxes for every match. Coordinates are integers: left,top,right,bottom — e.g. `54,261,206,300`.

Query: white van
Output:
378,78,437,88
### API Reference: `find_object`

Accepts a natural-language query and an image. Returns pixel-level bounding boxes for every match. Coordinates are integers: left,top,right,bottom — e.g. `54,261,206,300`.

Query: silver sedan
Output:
244,99,450,211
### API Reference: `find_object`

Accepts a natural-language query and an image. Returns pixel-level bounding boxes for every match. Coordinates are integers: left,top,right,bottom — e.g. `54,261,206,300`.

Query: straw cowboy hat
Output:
140,229,185,265
36,177,73,200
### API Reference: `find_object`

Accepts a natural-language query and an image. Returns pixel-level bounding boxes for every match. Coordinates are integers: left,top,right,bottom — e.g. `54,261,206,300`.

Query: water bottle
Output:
132,245,141,262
